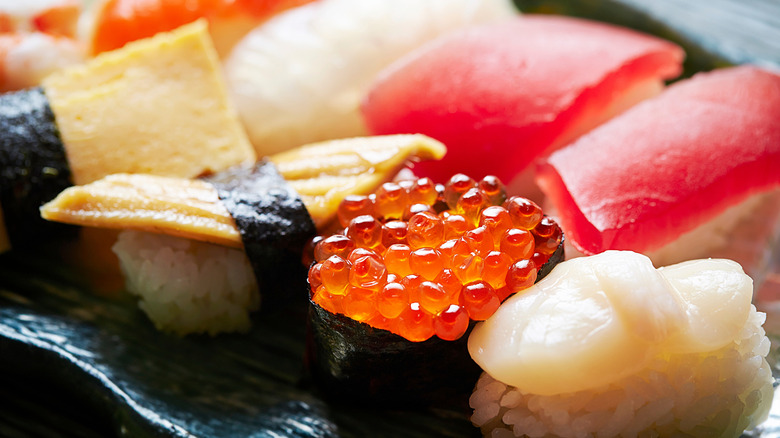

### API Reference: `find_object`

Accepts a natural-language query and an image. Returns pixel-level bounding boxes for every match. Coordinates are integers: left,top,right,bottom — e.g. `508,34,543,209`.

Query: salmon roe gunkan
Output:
309,174,562,342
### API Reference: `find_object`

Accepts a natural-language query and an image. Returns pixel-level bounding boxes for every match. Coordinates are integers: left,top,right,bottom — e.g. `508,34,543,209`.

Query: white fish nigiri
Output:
468,251,774,437
224,0,517,156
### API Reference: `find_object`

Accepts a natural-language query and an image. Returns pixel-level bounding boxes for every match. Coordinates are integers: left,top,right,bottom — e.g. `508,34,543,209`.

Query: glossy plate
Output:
2,0,780,436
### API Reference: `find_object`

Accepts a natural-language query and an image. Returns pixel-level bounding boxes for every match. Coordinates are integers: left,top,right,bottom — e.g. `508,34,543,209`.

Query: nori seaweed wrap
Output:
304,174,565,408
0,87,75,249
206,160,316,306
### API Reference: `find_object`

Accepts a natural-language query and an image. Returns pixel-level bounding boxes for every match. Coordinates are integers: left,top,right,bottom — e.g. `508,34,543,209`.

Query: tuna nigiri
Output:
469,251,774,437
536,65,780,283
361,15,684,197
224,0,517,157
85,0,314,56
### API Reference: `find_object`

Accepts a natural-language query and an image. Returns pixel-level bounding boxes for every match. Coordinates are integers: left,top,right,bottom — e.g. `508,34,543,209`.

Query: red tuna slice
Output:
536,65,780,256
361,15,683,191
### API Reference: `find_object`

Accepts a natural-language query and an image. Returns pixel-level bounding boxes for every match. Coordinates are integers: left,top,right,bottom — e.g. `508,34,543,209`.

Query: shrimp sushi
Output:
84,0,314,57
0,0,84,92
0,21,255,252
361,15,684,198
41,135,447,335
305,173,564,406
224,0,517,157
535,65,780,286
468,251,774,437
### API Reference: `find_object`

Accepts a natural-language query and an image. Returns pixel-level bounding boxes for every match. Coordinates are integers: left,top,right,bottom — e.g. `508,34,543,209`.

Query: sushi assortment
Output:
41,134,447,334
0,0,778,436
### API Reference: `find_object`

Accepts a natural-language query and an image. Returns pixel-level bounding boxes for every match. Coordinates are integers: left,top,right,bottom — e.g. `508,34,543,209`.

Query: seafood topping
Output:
308,174,563,342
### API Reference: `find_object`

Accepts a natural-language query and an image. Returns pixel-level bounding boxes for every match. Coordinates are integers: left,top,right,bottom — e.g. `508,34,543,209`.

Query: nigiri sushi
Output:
0,21,256,252
41,135,447,335
84,0,314,57
535,65,780,285
361,15,684,198
0,0,84,92
224,0,518,157
305,173,564,406
468,251,774,437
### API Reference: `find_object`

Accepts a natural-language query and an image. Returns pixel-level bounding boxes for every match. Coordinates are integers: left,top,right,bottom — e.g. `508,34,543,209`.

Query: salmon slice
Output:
536,66,780,259
361,15,684,196
86,0,314,56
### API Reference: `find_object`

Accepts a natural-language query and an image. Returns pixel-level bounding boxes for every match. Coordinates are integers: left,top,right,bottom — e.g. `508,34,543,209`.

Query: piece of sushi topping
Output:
308,174,563,342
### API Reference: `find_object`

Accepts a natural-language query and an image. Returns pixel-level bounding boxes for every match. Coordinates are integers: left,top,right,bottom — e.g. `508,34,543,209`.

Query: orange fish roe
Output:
310,174,562,342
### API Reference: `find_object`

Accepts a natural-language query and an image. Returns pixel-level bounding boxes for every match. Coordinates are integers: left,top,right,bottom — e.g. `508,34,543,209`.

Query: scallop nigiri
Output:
536,65,780,282
468,251,774,437
224,0,517,157
361,15,684,197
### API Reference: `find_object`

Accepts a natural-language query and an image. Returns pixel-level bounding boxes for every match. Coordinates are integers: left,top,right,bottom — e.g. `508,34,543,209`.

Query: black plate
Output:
0,250,479,437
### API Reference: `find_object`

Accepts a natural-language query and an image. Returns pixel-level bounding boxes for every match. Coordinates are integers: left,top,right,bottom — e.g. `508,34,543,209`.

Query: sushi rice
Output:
470,307,774,438
112,230,259,336
553,190,780,293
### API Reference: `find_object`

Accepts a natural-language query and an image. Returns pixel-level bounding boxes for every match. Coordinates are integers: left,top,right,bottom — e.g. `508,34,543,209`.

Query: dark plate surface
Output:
3,0,780,436
0,250,478,437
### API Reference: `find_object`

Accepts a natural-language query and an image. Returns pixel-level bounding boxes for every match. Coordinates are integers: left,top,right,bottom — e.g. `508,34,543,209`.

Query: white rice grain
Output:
113,231,260,336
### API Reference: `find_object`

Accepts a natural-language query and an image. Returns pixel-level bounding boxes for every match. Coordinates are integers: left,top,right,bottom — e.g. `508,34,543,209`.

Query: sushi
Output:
361,14,684,198
535,65,780,286
305,173,564,406
223,0,518,157
0,21,256,252
41,134,447,335
468,251,774,437
0,0,84,92
84,0,314,57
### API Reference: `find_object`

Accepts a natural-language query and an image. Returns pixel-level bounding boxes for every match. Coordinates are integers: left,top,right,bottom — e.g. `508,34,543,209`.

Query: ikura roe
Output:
309,174,563,342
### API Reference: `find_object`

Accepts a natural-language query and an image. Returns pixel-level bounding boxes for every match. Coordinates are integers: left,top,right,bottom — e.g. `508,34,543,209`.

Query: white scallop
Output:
468,251,754,396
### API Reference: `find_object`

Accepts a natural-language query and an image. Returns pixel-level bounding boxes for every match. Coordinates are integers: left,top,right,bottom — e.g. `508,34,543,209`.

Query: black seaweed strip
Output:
0,87,75,250
306,298,482,411
206,160,316,306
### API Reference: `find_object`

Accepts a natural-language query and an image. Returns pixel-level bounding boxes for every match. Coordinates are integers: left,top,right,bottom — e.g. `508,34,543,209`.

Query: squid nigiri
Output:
224,0,517,157
535,65,780,283
469,251,774,437
361,15,684,198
